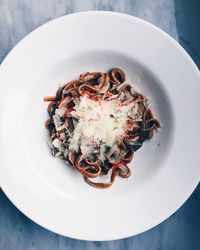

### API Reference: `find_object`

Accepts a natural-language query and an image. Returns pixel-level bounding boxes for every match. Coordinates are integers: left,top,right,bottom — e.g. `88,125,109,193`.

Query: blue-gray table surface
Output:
0,0,199,249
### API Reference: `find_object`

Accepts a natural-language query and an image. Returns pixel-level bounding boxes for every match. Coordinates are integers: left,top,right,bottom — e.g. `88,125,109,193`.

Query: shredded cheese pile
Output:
69,95,138,157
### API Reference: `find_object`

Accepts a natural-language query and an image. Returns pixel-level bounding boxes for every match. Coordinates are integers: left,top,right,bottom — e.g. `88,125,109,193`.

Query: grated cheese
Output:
69,95,138,157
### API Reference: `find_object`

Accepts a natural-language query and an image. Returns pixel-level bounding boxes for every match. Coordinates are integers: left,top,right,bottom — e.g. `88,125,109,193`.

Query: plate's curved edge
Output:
0,175,199,241
0,11,200,241
1,11,200,76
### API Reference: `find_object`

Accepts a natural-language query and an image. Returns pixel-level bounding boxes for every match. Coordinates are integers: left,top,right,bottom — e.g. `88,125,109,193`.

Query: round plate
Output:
0,11,200,241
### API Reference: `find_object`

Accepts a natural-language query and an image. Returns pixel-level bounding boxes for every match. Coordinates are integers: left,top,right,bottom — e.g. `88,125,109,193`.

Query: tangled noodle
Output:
44,68,160,188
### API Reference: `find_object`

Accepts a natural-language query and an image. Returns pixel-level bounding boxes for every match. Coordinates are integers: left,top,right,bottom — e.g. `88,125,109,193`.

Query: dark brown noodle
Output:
44,68,161,188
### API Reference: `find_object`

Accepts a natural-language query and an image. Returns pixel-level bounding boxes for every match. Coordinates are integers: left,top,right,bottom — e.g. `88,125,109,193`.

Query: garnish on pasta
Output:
44,68,160,188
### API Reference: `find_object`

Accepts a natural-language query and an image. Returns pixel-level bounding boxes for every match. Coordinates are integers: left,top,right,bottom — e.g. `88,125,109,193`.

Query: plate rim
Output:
0,11,200,241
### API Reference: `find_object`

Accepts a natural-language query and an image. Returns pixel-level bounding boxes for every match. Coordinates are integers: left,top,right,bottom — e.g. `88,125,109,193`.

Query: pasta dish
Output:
44,68,160,188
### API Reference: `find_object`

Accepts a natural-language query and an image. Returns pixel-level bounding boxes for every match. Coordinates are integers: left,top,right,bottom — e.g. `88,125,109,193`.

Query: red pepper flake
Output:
82,91,101,101
105,92,113,96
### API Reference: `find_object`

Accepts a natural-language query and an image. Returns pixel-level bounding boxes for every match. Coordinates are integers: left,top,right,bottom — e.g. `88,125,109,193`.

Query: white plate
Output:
0,11,200,241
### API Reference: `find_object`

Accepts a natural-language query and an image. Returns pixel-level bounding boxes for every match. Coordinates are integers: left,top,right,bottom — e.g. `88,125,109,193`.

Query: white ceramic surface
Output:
0,11,199,241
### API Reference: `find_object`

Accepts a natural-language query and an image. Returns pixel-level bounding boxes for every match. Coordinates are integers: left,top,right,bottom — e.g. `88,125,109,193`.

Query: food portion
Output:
44,68,160,188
